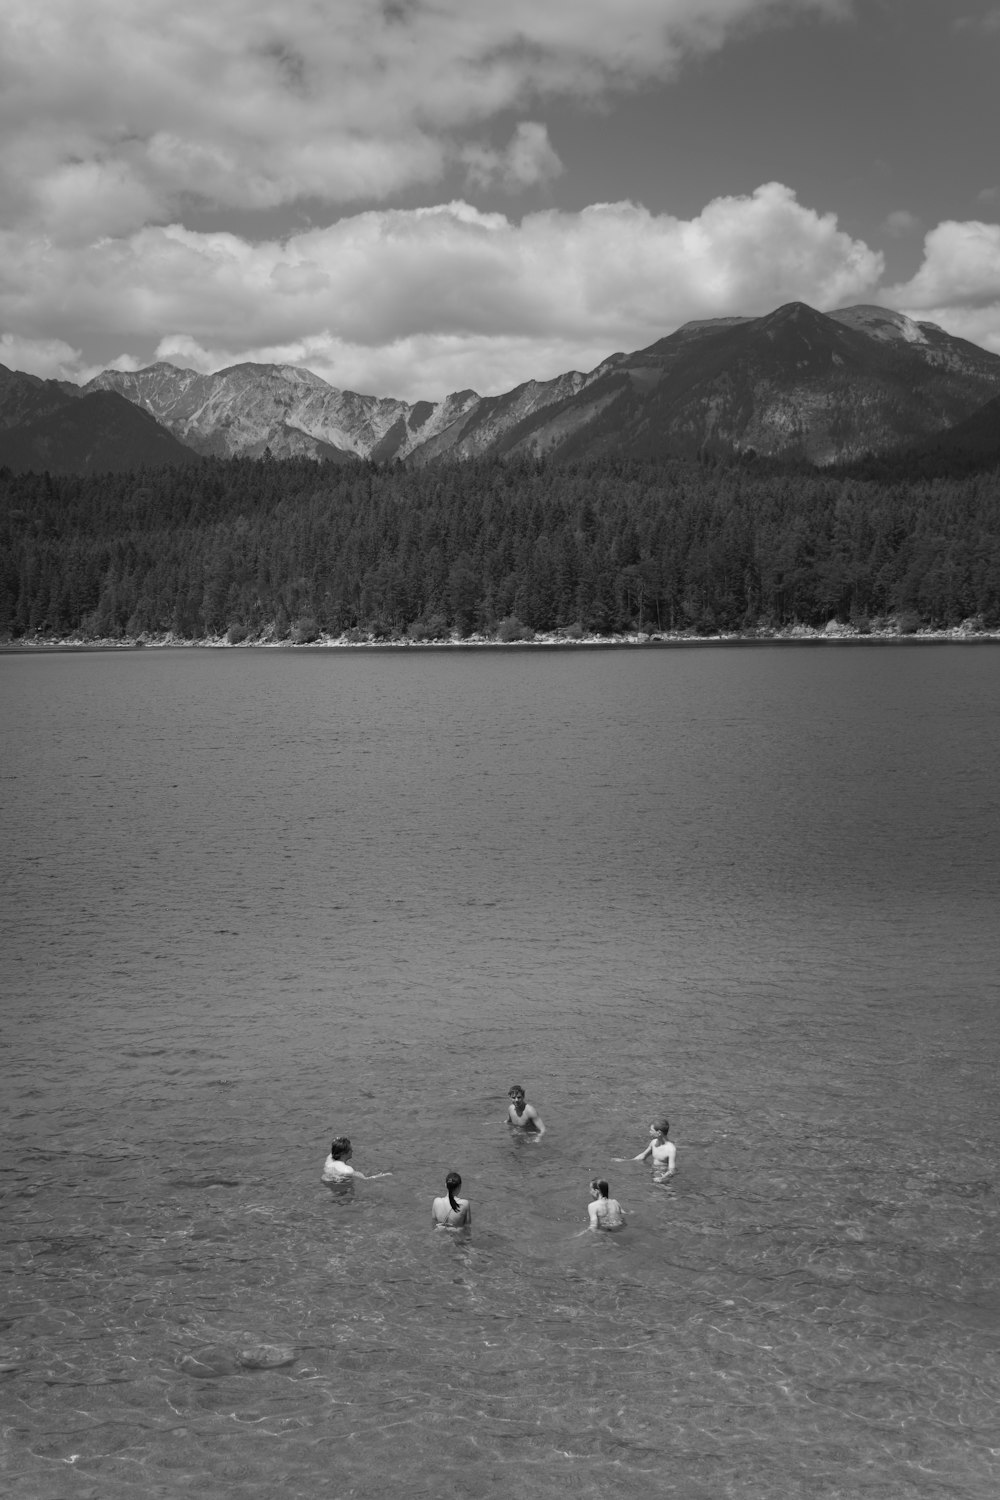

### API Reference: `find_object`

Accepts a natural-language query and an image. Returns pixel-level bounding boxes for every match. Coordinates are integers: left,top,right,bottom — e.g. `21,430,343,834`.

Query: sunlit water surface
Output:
1,644,998,1499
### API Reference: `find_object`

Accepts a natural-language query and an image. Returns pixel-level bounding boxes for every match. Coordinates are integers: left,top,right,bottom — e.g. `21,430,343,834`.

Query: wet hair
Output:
656,1120,670,1136
330,1136,351,1160
446,1172,462,1213
508,1084,524,1098
591,1179,610,1197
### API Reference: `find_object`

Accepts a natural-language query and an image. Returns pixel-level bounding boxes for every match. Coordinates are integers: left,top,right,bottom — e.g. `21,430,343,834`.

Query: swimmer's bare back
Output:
432,1195,471,1228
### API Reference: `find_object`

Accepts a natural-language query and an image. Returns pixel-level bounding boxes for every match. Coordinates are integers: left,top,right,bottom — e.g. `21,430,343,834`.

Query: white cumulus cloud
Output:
885,218,1000,354
0,333,92,382
0,184,883,399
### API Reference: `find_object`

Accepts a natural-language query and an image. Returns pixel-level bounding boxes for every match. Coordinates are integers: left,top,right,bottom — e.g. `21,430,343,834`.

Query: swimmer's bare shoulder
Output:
506,1087,545,1136
432,1195,471,1228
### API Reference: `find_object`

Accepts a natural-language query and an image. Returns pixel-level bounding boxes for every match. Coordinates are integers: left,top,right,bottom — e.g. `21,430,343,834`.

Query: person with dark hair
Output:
633,1120,676,1181
505,1084,545,1136
587,1178,626,1230
432,1171,471,1228
321,1135,390,1184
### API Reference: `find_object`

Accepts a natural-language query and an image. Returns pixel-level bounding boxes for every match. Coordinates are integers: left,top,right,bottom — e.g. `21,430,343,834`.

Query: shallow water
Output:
2,643,998,1498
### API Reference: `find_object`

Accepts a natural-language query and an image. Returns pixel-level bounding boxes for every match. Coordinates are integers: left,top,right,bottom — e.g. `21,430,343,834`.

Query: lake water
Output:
1,643,998,1499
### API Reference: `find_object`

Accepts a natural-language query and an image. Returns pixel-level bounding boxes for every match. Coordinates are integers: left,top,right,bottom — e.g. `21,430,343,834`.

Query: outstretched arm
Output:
633,1142,653,1162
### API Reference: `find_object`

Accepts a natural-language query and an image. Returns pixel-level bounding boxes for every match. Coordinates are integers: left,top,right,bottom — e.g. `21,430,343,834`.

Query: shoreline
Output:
3,623,1000,653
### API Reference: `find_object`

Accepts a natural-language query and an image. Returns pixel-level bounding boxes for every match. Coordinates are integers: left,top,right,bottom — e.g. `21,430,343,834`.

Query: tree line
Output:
2,453,999,641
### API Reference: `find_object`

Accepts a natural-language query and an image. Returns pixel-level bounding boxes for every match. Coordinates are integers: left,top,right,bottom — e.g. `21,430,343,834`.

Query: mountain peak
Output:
829,304,928,346
50,297,1000,473
761,301,828,327
143,360,200,376
771,301,810,315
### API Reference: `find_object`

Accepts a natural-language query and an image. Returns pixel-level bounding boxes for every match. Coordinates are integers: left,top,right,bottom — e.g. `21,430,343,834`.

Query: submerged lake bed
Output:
2,644,998,1498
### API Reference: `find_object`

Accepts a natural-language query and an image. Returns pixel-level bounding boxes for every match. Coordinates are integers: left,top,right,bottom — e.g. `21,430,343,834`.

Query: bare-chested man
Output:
633,1120,676,1181
505,1084,545,1136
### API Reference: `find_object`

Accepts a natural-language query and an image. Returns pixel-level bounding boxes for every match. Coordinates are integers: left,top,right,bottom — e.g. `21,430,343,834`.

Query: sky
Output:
1,0,999,402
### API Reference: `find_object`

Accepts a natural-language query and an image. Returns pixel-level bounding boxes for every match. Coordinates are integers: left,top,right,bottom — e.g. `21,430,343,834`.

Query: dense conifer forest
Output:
2,454,999,641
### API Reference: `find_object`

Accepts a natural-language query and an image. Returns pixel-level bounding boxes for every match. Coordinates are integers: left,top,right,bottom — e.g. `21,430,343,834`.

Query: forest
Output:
2,453,999,641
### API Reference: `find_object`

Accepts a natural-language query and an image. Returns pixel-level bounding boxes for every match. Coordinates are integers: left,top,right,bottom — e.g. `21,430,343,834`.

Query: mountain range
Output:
0,365,199,473
2,301,1000,474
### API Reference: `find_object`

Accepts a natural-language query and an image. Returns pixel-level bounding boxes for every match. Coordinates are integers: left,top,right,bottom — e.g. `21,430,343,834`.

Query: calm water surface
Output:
1,644,998,1499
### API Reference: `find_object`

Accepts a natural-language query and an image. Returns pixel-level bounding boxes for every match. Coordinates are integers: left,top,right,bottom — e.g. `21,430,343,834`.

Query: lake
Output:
1,642,998,1499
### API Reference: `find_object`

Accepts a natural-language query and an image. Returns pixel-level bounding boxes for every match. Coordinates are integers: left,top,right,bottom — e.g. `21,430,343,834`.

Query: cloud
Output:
884,217,1000,354
886,220,1000,306
953,8,1000,33
882,210,920,237
0,0,848,238
0,184,883,400
463,123,564,193
0,333,93,382
150,330,616,406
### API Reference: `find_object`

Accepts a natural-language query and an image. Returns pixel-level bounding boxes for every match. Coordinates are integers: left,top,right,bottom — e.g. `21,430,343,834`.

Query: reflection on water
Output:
1,644,998,1498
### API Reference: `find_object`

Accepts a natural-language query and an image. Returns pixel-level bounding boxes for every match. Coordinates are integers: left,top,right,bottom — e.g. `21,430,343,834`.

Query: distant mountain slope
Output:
0,361,81,431
85,361,478,462
404,368,607,465
0,389,201,474
431,302,1000,466
76,301,1000,470
906,391,1000,469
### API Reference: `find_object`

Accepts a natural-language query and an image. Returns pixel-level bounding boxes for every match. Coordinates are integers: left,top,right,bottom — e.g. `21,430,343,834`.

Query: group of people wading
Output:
322,1083,676,1233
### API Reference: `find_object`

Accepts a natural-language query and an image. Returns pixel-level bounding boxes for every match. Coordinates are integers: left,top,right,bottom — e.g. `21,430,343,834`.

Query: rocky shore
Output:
4,619,999,651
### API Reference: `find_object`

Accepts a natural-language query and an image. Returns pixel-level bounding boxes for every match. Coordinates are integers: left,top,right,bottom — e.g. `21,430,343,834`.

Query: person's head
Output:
650,1120,669,1139
508,1084,525,1102
330,1136,352,1160
590,1178,609,1198
445,1171,462,1211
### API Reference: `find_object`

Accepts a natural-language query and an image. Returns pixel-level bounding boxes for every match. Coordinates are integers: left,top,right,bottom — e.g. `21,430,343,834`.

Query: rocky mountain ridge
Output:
491,301,1000,466
84,361,480,463
3,301,1000,474
86,302,1000,469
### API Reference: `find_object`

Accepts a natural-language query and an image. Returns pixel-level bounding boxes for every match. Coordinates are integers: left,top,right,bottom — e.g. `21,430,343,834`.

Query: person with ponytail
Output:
432,1171,471,1228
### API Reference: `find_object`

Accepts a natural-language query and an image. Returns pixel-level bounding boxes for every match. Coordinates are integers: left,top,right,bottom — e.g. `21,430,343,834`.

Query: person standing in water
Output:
321,1136,391,1184
633,1120,676,1181
506,1084,545,1136
432,1171,471,1228
587,1179,626,1231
